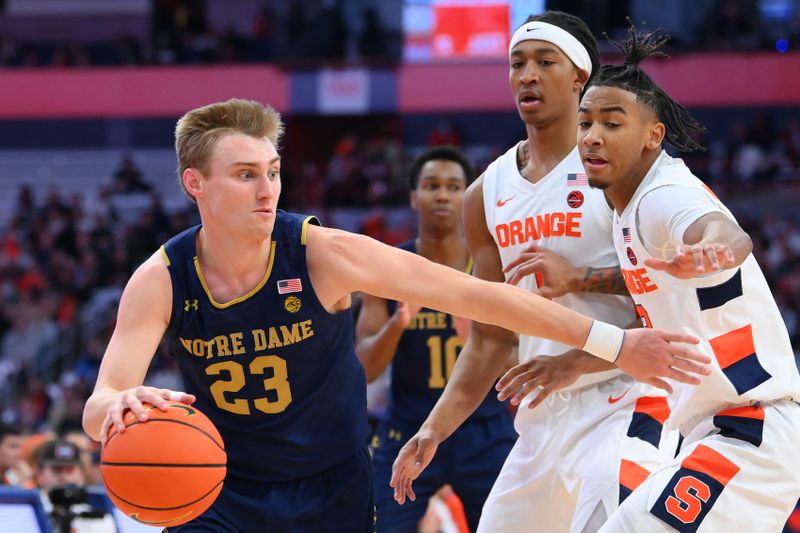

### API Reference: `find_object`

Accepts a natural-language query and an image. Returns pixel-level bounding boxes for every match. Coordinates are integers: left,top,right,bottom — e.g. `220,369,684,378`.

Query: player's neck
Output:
415,231,469,270
521,119,577,181
195,226,273,281
607,148,663,214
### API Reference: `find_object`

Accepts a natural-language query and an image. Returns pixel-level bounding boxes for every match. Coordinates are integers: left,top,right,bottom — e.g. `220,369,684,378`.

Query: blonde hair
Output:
174,98,284,200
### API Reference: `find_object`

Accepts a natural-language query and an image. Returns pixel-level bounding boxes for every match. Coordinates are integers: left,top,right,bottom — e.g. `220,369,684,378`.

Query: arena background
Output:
0,1,797,532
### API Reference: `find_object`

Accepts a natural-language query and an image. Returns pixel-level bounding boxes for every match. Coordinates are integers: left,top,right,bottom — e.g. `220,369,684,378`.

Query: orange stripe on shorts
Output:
634,396,670,424
681,444,740,486
709,324,755,369
716,405,765,421
619,459,650,491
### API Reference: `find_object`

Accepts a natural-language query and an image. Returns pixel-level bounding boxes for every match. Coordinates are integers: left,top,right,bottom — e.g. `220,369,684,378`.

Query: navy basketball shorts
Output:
167,446,375,533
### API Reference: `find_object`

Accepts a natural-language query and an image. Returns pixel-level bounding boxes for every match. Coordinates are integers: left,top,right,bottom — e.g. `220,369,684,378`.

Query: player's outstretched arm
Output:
305,218,711,382
82,252,194,444
386,177,517,503
645,212,752,279
355,294,420,382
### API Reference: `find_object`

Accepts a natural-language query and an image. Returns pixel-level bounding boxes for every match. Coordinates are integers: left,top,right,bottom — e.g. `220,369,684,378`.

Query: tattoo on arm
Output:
580,266,630,296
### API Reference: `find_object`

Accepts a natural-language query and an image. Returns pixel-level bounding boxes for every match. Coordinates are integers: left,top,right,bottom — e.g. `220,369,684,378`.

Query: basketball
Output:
101,402,226,527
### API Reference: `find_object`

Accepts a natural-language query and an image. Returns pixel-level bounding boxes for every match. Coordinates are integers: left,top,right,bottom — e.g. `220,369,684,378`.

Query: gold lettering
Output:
268,327,283,348
280,323,302,345
299,320,314,340
214,335,232,357
192,339,205,357
253,329,267,351
230,332,245,355
179,338,193,354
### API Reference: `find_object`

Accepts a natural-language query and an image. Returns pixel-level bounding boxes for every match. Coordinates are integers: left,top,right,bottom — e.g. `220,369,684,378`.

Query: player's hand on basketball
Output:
616,329,711,393
390,429,440,505
496,350,584,409
395,302,422,329
644,243,735,279
100,387,195,445
503,244,579,299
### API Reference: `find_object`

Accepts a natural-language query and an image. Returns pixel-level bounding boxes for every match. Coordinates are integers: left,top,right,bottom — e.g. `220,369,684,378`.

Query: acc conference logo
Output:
284,296,302,313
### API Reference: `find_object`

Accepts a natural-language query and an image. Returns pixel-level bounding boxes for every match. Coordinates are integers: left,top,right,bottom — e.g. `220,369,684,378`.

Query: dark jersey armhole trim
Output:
301,216,321,246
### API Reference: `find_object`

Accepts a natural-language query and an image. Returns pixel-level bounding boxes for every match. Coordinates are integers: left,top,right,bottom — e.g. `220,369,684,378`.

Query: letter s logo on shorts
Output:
649,445,739,532
665,476,710,524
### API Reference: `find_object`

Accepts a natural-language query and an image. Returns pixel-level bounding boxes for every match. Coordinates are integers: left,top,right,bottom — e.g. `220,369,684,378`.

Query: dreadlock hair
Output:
587,20,706,153
524,11,601,95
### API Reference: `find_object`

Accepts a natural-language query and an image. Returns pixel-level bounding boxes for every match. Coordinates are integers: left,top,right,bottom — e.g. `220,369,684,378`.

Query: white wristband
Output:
582,321,625,363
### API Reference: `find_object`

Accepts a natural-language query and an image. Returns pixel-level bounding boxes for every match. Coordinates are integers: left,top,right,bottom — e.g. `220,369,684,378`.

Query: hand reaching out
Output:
503,244,580,299
645,243,735,279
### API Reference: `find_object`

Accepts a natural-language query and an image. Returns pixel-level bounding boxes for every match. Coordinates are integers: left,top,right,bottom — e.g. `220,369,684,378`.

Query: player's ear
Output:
409,191,418,210
183,168,204,198
574,68,589,93
646,121,666,150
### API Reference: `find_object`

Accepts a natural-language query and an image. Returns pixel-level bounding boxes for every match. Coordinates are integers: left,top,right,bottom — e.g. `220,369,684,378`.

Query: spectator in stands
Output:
109,157,150,194
33,439,117,533
695,0,763,50
0,422,23,485
34,439,84,489
358,8,387,59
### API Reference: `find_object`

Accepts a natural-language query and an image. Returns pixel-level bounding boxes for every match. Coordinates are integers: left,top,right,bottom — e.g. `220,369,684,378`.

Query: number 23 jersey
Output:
161,210,367,482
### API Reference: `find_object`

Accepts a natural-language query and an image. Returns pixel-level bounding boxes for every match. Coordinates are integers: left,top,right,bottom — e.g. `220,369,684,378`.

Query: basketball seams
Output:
105,478,224,512
106,418,225,452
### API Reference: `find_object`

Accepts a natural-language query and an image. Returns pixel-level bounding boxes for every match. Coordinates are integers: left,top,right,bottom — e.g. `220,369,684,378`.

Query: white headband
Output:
508,21,592,76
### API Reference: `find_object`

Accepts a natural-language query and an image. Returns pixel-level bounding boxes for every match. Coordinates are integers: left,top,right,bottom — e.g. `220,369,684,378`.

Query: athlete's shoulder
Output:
273,210,321,245
484,142,522,178
650,152,699,187
162,224,200,264
121,249,173,315
465,172,486,211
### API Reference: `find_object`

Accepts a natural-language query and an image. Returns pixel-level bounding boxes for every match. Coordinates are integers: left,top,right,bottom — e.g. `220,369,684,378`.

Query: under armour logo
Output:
184,299,198,312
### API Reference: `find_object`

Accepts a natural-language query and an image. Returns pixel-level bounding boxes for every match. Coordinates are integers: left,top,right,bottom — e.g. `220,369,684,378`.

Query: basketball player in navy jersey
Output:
356,146,516,532
82,99,708,532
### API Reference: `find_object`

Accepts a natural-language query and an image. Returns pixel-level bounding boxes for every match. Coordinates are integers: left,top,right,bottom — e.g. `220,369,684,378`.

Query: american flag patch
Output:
277,278,302,294
567,173,589,186
622,227,632,243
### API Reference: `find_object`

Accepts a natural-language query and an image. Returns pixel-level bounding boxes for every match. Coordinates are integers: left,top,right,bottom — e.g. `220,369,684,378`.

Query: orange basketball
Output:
101,402,226,527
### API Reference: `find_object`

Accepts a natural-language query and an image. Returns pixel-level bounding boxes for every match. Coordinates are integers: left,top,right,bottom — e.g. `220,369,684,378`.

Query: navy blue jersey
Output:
162,210,367,482
385,240,507,423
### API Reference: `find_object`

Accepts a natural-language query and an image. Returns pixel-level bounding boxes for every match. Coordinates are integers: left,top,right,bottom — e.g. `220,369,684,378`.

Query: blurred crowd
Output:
0,0,401,68
0,0,796,68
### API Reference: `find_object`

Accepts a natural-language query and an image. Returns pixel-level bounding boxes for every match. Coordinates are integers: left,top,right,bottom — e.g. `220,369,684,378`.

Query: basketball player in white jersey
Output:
391,13,704,533
576,25,800,532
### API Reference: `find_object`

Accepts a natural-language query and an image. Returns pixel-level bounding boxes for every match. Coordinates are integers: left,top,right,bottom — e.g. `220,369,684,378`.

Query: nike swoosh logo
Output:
497,196,515,207
526,28,539,32
608,388,631,404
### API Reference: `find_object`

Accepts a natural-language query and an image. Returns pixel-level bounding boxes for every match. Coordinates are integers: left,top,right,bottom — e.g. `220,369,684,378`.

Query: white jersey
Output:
614,151,800,431
483,143,633,389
